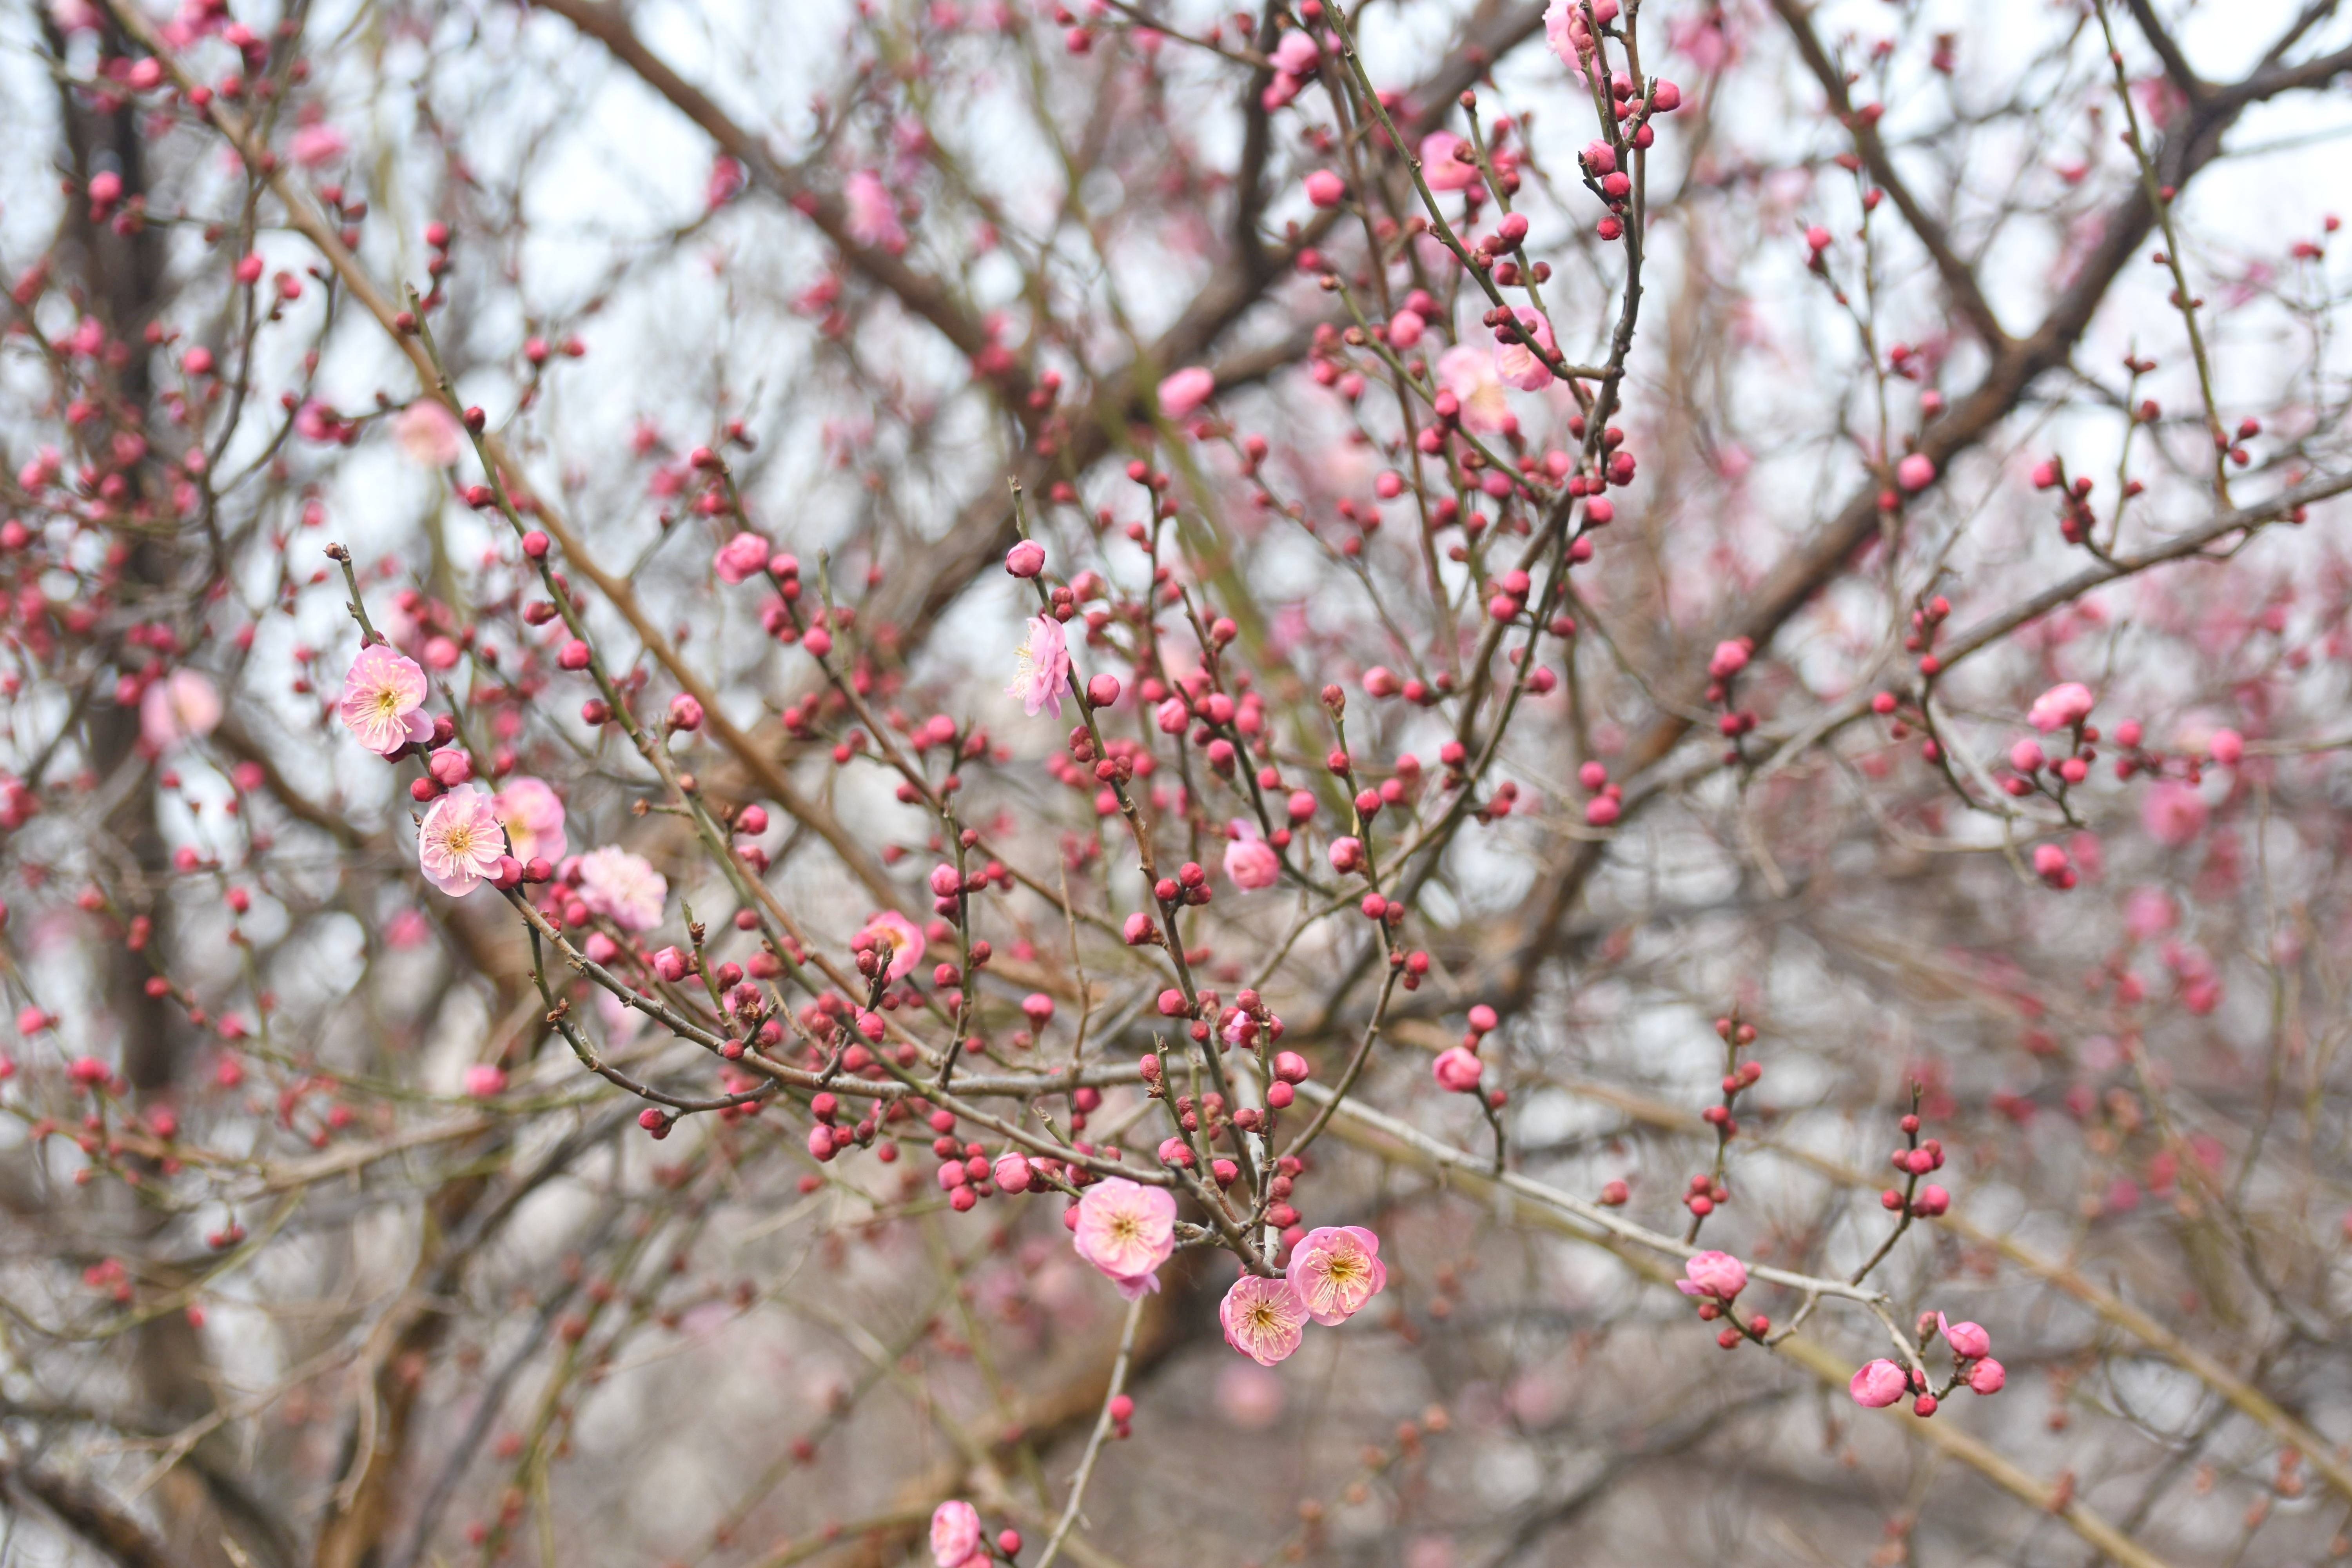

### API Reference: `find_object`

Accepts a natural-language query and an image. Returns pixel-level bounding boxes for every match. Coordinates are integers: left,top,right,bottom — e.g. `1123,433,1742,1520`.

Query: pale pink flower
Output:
1437,346,1510,434
1674,1250,1747,1300
392,400,463,467
1216,1362,1285,1428
418,786,507,897
1849,1358,1908,1407
2026,681,2094,733
493,777,567,864
1221,1274,1309,1365
1543,0,1613,73
1158,365,1215,419
1668,12,1737,72
1494,308,1556,392
1285,1225,1387,1325
2141,781,2207,847
139,669,220,752
1009,614,1071,717
576,846,667,931
713,532,771,584
855,910,926,980
1269,29,1319,74
339,643,434,756
843,171,907,253
289,123,348,167
1420,132,1479,192
1072,1177,1176,1299
1224,824,1280,890
2123,886,2175,939
929,1501,982,1568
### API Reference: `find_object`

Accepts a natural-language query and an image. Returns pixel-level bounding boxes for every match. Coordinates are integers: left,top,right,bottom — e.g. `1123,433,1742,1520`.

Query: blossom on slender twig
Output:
1009,614,1071,717
493,777,567,864
1072,1178,1176,1299
1221,1274,1309,1365
1285,1226,1387,1326
577,846,666,932
340,644,435,756
418,786,506,897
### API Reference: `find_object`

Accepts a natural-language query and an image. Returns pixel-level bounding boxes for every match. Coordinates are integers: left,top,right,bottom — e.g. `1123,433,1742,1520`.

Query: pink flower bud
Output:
1004,539,1046,578
652,946,688,982
1938,1315,1990,1358
1303,169,1345,208
929,863,962,898
463,1063,507,1098
1432,1047,1482,1093
1849,1359,1907,1407
993,1154,1033,1192
669,694,703,731
2209,727,2243,766
1087,673,1121,708
1328,836,1364,873
1966,1357,2006,1394
1362,666,1400,699
1896,453,1936,492
2009,739,2045,773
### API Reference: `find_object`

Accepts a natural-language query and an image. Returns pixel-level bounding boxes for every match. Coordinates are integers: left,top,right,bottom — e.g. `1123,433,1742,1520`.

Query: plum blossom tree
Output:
2,0,2352,1565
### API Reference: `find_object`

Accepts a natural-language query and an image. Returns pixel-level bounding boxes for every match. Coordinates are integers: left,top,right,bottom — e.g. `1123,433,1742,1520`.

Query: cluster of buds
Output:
1676,1252,1769,1348
1852,1314,2004,1416
1692,1014,1763,1209
1905,592,1953,679
2029,455,2109,545
1881,1109,1953,1218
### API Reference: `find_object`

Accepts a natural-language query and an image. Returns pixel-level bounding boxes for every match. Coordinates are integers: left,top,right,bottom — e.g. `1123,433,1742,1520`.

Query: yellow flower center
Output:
443,822,478,858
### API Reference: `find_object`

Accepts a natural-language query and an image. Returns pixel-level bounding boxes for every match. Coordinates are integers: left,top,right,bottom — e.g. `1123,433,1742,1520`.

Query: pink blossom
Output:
1224,825,1280,890
1285,1225,1387,1325
1675,1250,1747,1300
1269,29,1319,75
418,786,507,897
1221,1274,1309,1365
1896,452,1936,491
1849,1358,1909,1407
1432,1046,1482,1092
1420,132,1479,193
1216,1362,1285,1428
713,532,771,584
1938,1314,1990,1359
392,399,464,467
2123,886,2175,939
1668,12,1737,73
2208,727,2243,766
1158,366,1215,419
1009,613,1072,717
929,1502,982,1568
1543,0,1614,72
463,1063,507,1098
139,669,220,752
339,643,434,756
576,846,667,931
1303,170,1345,209
1072,1177,1176,1298
843,171,907,252
2141,781,2207,847
1494,308,1556,391
2026,681,2094,733
2008,739,2045,773
1966,1357,2006,1394
855,910,926,980
289,123,348,167
1437,346,1510,434
492,777,567,864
